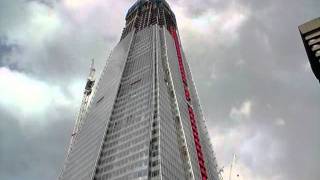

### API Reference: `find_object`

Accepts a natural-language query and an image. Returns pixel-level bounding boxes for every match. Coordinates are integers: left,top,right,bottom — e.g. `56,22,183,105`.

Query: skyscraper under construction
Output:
60,0,220,179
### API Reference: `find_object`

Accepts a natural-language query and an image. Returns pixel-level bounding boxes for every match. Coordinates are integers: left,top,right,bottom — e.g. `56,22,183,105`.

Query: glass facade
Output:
60,1,220,180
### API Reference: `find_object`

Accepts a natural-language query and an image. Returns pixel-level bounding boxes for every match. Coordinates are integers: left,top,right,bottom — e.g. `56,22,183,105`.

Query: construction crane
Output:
59,59,96,179
218,166,224,180
229,154,240,180
69,59,96,152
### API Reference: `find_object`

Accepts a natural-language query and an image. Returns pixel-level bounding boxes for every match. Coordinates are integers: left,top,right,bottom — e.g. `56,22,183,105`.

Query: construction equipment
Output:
69,59,96,148
229,154,239,180
218,166,224,180
59,59,96,179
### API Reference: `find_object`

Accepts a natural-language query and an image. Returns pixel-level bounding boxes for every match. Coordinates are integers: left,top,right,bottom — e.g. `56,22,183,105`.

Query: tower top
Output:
126,0,173,20
299,17,320,34
121,0,177,39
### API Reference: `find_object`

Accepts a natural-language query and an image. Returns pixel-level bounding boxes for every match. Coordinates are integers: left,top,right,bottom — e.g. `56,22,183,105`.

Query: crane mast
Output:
229,154,238,180
59,59,96,179
70,59,96,143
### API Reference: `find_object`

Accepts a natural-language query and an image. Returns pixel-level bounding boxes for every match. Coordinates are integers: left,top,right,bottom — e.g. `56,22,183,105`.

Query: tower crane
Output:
229,154,240,180
70,59,96,141
59,59,96,179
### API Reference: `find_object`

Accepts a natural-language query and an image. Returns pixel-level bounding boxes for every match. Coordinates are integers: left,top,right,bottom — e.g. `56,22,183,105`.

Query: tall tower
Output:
60,0,220,180
299,17,320,83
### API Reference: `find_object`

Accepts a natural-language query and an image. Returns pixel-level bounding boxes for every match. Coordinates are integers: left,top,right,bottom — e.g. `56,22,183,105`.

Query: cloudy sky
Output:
0,0,319,180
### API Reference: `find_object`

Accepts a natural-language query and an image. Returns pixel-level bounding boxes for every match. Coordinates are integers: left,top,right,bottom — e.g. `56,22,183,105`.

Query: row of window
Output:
101,132,149,158
103,127,148,152
107,142,148,168
97,150,149,174
111,102,149,121
105,116,145,139
123,54,152,76
113,97,148,115
96,151,148,178
113,87,151,111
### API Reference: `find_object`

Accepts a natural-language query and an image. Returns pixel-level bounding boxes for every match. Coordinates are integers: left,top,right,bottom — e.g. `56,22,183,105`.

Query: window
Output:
309,37,320,45
152,160,159,167
96,96,104,105
312,44,320,51
152,151,158,157
151,170,159,177
306,31,320,40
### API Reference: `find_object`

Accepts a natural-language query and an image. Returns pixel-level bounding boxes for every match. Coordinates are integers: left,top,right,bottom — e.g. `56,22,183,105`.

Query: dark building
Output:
299,17,320,82
59,0,221,180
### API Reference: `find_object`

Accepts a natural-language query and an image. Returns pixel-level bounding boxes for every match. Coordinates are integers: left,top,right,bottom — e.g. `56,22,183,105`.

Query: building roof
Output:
299,17,320,34
126,0,170,18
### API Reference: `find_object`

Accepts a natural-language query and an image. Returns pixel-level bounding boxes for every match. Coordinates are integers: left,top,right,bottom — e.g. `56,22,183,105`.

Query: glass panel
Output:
308,37,320,45
312,44,320,51
306,31,320,40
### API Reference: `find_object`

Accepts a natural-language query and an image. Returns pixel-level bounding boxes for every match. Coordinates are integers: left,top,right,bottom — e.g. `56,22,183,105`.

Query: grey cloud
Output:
0,1,128,179
27,0,59,7
0,36,20,69
0,106,73,180
1,0,320,180
172,0,229,17
168,0,320,179
0,0,28,34
0,0,124,84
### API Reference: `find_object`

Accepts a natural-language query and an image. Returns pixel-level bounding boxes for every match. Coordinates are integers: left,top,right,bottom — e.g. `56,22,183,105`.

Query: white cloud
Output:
64,0,95,9
220,2,250,35
236,59,246,66
0,67,81,122
222,160,285,180
172,1,250,44
240,131,284,162
60,0,128,35
7,2,61,46
275,118,286,126
210,125,285,180
230,100,252,120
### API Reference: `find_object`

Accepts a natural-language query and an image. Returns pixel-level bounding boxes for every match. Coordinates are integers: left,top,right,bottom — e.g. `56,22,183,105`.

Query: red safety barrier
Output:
169,26,208,180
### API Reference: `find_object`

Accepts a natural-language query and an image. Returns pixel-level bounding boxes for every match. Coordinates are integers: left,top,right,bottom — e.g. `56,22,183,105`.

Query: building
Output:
299,17,320,82
60,0,220,179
